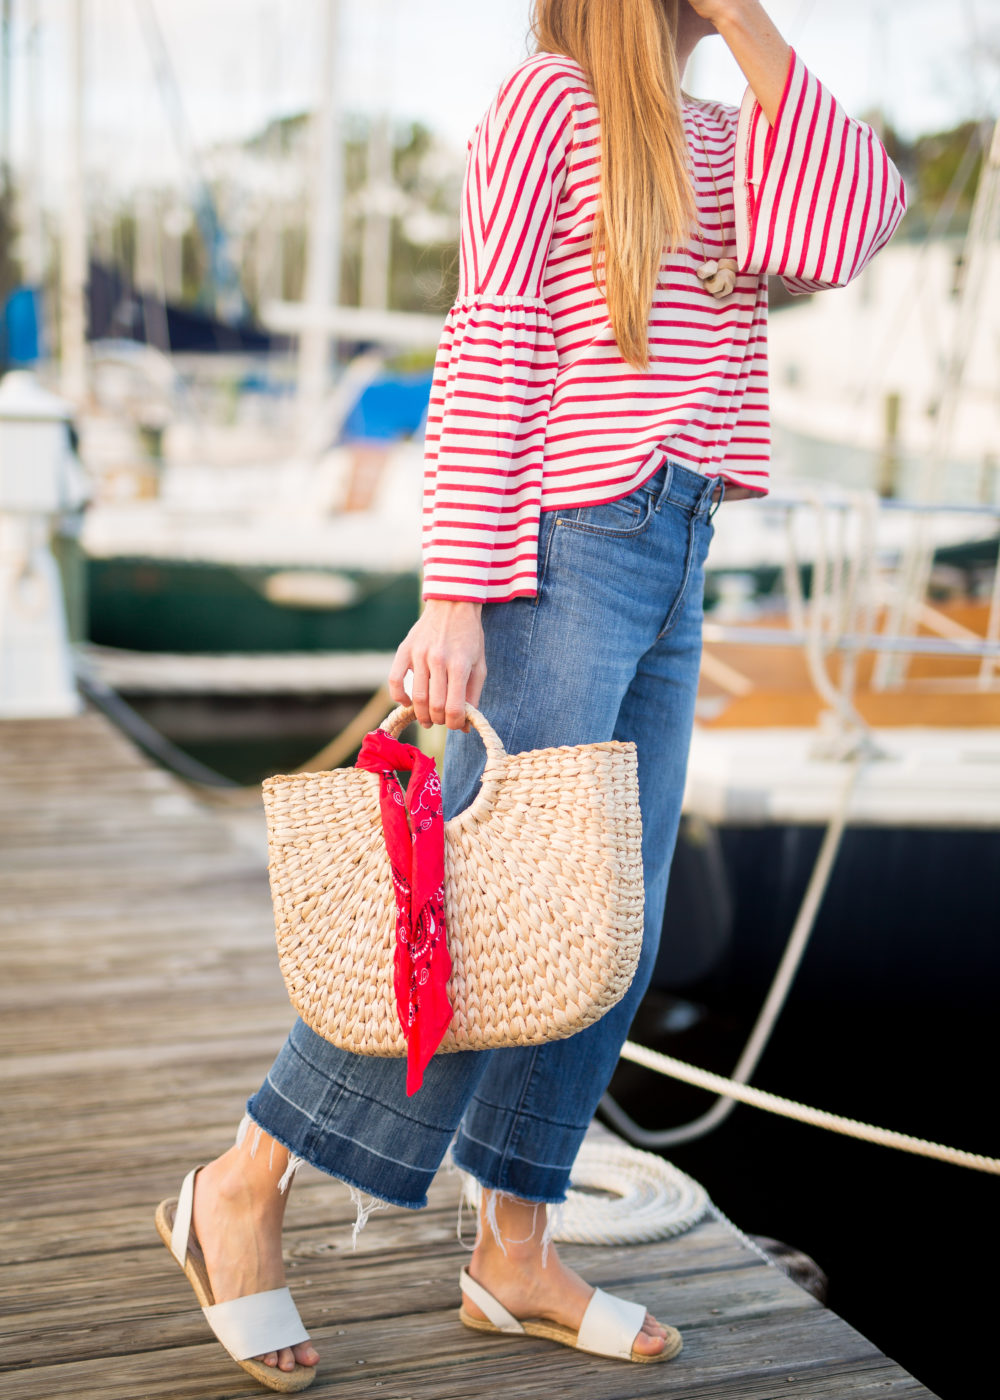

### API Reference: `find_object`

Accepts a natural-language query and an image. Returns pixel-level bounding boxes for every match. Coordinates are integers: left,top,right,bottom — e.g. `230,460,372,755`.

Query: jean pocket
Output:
557,489,655,538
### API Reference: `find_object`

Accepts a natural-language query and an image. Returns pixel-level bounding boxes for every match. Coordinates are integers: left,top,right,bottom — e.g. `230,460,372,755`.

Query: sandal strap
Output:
577,1288,646,1360
170,1166,200,1266
459,1267,524,1334
204,1287,311,1361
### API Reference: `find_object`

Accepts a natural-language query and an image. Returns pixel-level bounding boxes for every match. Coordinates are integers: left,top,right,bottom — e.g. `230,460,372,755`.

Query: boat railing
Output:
703,487,1000,753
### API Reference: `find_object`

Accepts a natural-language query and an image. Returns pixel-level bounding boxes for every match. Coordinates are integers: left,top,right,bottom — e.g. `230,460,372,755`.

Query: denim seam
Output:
485,1042,541,1179
531,509,560,610
455,1124,584,1172
260,1070,321,1124
307,1122,438,1174
449,1148,567,1206
657,509,699,640
462,1093,591,1129
243,1103,428,1209
554,491,655,540
283,1041,461,1134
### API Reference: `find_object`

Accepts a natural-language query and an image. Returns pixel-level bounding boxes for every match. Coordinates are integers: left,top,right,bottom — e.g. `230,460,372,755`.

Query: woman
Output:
157,1,905,1390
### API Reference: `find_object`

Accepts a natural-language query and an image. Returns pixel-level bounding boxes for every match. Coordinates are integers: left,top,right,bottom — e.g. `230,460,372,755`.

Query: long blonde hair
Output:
530,0,694,370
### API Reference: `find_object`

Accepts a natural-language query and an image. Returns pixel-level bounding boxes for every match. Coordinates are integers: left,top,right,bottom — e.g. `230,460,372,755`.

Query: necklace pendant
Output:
696,257,738,299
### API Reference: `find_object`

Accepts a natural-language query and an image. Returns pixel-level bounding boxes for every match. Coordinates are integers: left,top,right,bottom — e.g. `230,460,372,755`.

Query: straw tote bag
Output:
262,703,644,1057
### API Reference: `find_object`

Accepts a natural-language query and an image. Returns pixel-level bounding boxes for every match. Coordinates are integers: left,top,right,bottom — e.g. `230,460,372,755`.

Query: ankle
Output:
200,1151,285,1216
473,1216,556,1272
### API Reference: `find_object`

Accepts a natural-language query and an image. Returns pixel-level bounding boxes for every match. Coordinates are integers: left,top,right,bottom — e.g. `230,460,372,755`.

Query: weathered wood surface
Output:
0,711,939,1399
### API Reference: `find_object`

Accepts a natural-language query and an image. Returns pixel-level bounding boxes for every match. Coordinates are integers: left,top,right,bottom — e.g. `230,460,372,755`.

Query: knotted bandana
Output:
356,730,452,1095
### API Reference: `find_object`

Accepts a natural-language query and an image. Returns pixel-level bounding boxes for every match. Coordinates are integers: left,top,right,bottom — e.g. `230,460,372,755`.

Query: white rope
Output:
601,756,866,1150
458,1142,710,1246
552,1141,709,1245
618,1040,1000,1176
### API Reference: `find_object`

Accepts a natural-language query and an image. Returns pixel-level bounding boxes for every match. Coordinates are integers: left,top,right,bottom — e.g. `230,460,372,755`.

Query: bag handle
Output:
380,703,506,823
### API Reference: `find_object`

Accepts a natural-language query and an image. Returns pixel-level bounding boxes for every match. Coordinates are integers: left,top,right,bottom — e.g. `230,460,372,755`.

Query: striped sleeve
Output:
421,61,574,602
733,50,906,294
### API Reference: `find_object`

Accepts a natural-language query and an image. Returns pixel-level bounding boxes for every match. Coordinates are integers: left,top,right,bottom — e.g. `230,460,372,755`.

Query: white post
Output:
60,0,88,403
361,111,393,312
297,0,343,441
0,372,87,719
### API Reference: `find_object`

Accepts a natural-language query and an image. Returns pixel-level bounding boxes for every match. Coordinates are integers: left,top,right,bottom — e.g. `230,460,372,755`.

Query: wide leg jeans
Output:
247,460,717,1207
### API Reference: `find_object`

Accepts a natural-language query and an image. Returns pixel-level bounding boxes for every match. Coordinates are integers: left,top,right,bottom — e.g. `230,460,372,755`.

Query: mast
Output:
59,0,87,402
360,0,394,313
0,0,11,182
22,0,45,289
360,112,392,312
297,0,344,440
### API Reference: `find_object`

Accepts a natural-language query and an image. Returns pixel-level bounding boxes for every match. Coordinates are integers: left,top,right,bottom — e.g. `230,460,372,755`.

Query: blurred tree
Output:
880,118,988,239
0,174,21,307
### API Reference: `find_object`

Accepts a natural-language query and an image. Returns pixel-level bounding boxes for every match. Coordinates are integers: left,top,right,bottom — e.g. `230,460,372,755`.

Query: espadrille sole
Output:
154,1197,316,1393
459,1305,683,1364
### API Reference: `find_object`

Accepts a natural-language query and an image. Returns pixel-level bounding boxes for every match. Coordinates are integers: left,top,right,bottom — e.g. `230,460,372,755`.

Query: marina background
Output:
1,4,998,1399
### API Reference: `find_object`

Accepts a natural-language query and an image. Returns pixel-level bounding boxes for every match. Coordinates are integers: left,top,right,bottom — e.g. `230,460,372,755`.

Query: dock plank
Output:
0,710,939,1399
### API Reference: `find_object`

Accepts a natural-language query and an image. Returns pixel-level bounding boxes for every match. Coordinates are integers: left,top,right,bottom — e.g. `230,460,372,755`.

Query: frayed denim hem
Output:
449,1142,569,1208
451,1158,567,1265
241,1102,430,1215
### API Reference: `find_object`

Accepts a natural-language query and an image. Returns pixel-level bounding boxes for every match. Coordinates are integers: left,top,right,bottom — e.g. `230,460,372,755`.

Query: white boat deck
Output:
684,724,1000,828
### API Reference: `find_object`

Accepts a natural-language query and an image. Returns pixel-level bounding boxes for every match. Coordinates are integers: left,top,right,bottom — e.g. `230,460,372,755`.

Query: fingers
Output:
388,601,485,731
387,639,413,707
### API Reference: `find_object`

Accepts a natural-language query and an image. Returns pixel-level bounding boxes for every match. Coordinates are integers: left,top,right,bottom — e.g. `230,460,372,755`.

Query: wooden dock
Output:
0,710,939,1400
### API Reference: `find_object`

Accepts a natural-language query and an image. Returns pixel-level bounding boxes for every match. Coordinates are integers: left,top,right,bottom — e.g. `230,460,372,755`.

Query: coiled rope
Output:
552,1140,709,1245
459,1141,709,1245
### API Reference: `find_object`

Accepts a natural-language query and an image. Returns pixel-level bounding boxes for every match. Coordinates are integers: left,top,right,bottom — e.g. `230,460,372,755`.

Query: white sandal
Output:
458,1266,682,1363
155,1167,316,1393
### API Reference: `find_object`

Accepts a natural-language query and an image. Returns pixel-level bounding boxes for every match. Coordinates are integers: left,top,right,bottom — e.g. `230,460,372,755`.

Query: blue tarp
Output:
340,371,433,443
1,287,43,365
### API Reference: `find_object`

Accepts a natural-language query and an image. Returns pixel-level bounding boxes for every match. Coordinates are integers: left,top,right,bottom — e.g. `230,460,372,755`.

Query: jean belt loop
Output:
653,456,674,513
707,476,726,521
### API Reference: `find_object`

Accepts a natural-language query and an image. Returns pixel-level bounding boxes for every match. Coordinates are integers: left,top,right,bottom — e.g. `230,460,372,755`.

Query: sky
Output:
5,0,999,203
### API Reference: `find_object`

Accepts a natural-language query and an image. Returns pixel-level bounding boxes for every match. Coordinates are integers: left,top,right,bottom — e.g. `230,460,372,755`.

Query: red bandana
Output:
356,730,452,1095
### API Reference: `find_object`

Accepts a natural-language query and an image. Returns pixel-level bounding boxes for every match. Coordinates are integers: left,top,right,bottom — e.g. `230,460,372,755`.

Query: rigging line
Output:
609,1041,1000,1176
789,0,818,39
960,0,988,118
850,115,995,417
600,755,866,1150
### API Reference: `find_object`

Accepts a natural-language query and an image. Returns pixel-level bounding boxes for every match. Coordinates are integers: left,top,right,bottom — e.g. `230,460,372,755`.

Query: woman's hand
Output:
683,1,790,126
683,0,743,23
388,599,487,730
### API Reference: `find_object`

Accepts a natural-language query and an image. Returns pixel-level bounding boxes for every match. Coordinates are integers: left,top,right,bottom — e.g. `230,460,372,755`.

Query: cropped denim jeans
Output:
247,460,717,1209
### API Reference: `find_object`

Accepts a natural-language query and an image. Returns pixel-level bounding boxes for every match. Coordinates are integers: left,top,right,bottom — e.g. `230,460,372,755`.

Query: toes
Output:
632,1314,668,1354
256,1343,316,1373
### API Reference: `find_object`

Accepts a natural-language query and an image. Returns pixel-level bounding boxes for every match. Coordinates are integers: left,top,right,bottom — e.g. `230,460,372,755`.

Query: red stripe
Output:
846,125,877,282
755,64,810,274
830,120,864,284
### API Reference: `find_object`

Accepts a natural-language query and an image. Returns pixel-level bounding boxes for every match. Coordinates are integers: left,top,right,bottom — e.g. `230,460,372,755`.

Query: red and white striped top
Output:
422,49,905,603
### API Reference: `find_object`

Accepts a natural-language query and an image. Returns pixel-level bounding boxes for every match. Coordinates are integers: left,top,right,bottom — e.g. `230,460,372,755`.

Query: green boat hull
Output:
86,557,420,654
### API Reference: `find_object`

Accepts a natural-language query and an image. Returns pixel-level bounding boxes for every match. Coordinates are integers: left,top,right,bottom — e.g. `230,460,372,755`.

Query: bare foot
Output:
463,1197,673,1358
191,1147,319,1374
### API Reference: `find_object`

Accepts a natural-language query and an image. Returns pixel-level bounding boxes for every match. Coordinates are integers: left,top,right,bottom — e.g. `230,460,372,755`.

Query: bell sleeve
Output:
421,63,575,602
733,50,906,294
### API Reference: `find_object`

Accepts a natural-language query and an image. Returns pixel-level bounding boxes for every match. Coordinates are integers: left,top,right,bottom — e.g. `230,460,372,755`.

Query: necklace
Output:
688,109,738,299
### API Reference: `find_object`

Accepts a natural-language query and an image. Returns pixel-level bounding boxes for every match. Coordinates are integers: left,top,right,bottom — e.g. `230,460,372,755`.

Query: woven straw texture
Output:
262,704,644,1056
